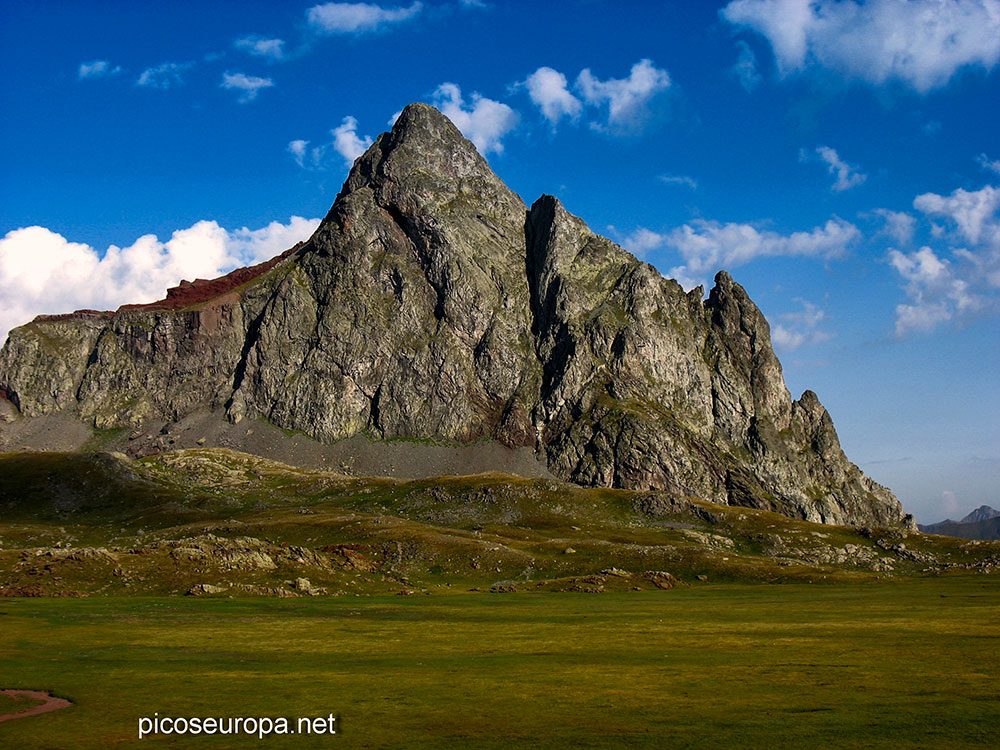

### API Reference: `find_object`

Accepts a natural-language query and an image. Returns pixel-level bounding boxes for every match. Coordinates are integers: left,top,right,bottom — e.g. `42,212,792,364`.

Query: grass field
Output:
1,576,997,749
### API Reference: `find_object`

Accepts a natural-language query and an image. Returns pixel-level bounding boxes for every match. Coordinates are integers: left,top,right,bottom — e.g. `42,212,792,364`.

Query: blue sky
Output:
1,0,998,522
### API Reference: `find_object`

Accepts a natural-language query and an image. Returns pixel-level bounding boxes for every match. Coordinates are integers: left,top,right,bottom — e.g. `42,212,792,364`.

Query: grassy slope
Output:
0,578,997,748
1,449,997,597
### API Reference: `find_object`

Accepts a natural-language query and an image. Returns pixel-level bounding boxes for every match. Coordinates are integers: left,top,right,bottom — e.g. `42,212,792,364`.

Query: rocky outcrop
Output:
0,102,912,528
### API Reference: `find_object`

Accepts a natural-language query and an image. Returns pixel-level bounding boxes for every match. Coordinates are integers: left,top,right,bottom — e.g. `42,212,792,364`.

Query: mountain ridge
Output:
918,505,1000,540
0,102,913,530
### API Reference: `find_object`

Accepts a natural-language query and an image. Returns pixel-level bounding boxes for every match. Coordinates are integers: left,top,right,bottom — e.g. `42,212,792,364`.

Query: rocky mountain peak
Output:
338,102,524,229
0,103,914,530
961,505,1000,524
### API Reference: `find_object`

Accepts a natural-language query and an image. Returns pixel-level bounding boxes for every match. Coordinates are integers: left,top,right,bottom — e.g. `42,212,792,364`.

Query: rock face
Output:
0,102,912,528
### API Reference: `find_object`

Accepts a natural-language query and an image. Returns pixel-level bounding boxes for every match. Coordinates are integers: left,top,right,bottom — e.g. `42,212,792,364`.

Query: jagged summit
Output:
342,102,511,200
0,103,913,529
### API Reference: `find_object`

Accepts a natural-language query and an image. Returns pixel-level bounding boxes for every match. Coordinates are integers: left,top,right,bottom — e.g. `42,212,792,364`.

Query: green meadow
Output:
1,576,998,749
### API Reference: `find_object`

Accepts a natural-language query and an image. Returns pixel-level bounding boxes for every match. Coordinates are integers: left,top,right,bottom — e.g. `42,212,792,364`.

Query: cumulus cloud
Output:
431,83,519,154
888,246,978,334
614,227,669,260
220,72,274,102
0,217,321,345
331,116,374,163
801,145,866,191
732,40,762,91
136,62,194,89
770,325,806,351
520,67,582,128
873,208,917,245
722,0,1000,93
229,217,321,263
307,1,422,34
576,59,671,131
914,185,1000,245
235,36,286,61
289,116,375,169
889,183,1000,334
664,216,860,288
611,217,858,290
516,60,672,134
771,298,833,352
78,60,122,79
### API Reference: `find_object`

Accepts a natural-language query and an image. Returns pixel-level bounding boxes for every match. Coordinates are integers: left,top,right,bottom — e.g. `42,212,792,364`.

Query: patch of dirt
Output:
0,690,73,723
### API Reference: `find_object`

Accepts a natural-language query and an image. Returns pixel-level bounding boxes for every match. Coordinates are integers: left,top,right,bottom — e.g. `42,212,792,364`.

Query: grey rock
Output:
186,583,228,596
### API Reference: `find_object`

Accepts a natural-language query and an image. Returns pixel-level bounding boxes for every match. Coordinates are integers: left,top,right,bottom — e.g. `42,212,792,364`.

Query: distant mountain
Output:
960,505,1000,524
919,514,1000,541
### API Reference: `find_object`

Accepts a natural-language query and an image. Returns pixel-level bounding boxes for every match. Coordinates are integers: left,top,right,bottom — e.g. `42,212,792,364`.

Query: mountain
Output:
918,517,1000,541
0,102,912,530
961,505,1000,524
918,506,1000,540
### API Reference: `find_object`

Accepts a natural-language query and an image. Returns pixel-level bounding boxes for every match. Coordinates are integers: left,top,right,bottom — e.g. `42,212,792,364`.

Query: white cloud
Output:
977,153,1000,174
430,83,519,154
78,60,122,79
331,116,374,163
0,217,320,345
307,2,422,34
771,325,806,351
771,298,833,352
664,216,860,288
873,208,917,245
288,139,311,168
516,60,672,135
914,185,1000,245
732,40,762,91
289,116,375,169
235,36,286,61
614,227,669,260
576,59,671,131
888,246,979,335
136,62,194,89
658,174,698,190
888,183,1000,335
801,145,866,192
521,67,582,128
722,0,1000,93
229,217,321,262
221,71,274,102
612,217,859,291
